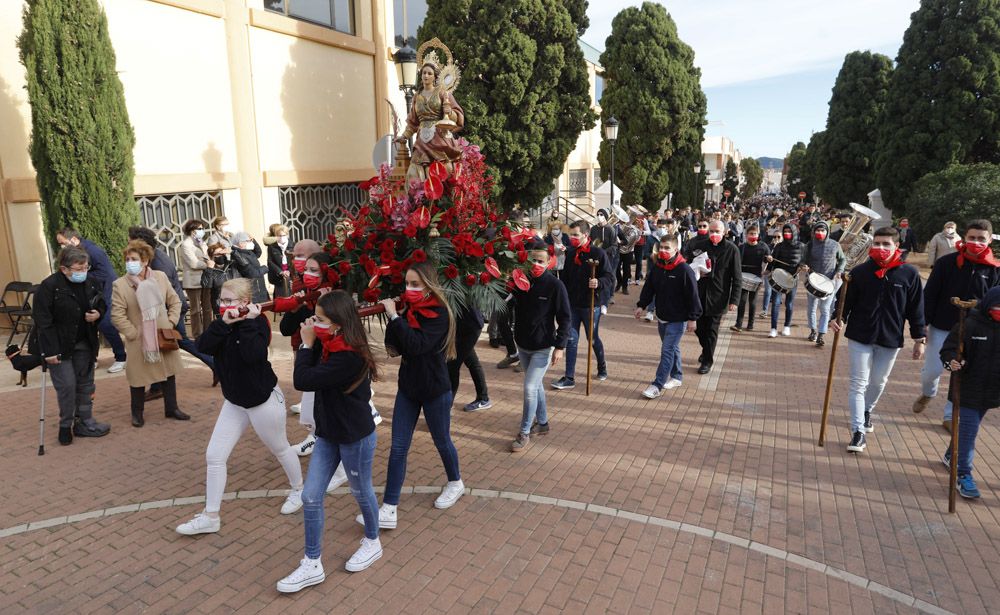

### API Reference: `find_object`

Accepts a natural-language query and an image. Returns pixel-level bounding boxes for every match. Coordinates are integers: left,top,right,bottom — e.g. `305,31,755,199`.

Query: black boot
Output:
130,386,145,427
162,377,190,421
58,426,73,445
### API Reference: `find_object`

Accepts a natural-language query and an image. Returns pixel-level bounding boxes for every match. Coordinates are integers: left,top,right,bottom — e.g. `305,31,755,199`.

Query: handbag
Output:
157,328,182,352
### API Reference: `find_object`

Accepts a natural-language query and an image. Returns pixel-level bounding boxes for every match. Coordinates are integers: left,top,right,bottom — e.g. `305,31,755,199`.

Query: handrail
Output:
525,191,600,229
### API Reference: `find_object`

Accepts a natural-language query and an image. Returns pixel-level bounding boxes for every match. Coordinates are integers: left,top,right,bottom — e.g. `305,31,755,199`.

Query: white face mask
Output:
277,236,289,246
194,229,205,240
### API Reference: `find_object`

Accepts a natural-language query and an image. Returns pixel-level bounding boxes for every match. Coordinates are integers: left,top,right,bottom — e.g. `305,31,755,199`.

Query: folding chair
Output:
0,282,36,346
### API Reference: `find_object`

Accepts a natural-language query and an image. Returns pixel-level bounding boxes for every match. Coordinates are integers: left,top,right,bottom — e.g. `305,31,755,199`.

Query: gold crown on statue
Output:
416,38,460,92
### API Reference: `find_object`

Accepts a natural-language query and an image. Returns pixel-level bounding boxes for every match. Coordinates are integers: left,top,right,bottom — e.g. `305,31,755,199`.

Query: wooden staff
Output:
586,259,599,396
948,297,978,513
818,273,851,447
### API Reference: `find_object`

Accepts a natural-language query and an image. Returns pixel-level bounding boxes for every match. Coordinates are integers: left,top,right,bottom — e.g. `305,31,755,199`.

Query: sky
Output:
582,0,921,160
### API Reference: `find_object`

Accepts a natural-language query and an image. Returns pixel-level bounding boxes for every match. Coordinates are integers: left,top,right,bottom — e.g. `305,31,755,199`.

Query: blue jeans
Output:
847,340,900,433
518,347,553,435
564,306,606,379
945,406,990,476
384,391,460,505
920,325,954,420
653,321,685,388
761,271,772,311
770,285,797,329
303,432,379,556
806,284,838,334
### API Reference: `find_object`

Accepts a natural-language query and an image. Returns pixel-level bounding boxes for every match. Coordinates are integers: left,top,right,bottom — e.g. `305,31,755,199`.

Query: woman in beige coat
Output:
179,219,215,338
112,240,190,427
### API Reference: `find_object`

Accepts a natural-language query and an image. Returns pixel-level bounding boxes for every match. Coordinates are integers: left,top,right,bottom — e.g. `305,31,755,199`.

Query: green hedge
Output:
908,163,1000,243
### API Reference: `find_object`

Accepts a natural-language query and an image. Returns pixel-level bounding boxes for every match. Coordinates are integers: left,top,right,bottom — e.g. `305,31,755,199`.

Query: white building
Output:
700,136,742,204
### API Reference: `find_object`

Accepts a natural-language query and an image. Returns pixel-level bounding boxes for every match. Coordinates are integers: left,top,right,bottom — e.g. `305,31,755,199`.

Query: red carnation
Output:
403,225,417,238
445,264,459,279
464,274,477,286
327,270,340,286
328,246,339,258
363,288,381,303
381,239,395,251
359,206,370,217
338,261,351,275
484,242,495,255
411,249,427,263
327,234,337,244
344,239,355,251
479,272,491,285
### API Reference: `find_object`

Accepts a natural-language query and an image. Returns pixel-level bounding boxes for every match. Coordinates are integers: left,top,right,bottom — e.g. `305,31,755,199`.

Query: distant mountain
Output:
757,157,784,170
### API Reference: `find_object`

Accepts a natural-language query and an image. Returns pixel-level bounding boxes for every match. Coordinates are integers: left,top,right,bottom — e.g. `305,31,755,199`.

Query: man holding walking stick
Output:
940,288,1000,501
830,227,926,453
551,220,615,391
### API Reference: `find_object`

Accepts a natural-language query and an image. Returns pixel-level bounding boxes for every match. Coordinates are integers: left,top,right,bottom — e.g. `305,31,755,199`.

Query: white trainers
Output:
107,361,126,374
290,403,302,414
781,326,791,337
345,537,383,572
175,512,220,535
281,490,303,514
295,434,316,457
356,503,397,529
644,311,655,322
769,328,778,338
276,557,325,593
600,305,608,315
370,398,382,426
641,384,662,399
434,480,465,509
326,464,348,493
664,378,683,390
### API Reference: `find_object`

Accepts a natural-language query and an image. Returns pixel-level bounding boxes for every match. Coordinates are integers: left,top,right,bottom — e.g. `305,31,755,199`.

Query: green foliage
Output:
784,141,810,200
18,0,137,268
875,0,1000,215
739,157,763,199
722,160,739,198
817,51,893,209
908,163,1000,243
418,0,596,211
597,2,707,207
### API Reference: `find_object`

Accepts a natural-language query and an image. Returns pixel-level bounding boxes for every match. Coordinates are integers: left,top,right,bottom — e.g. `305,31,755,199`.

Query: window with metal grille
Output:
264,0,355,35
278,183,366,245
136,191,224,269
567,169,587,198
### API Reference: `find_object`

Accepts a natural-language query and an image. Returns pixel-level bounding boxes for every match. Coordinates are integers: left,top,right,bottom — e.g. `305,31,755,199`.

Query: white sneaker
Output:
276,557,325,593
107,361,126,374
370,398,382,426
326,465,348,493
281,490,303,515
356,503,397,529
434,480,465,509
295,434,316,457
769,328,778,338
600,305,608,315
641,384,663,399
290,403,302,414
644,312,655,322
345,537,383,572
664,378,683,390
781,326,791,337
175,512,220,535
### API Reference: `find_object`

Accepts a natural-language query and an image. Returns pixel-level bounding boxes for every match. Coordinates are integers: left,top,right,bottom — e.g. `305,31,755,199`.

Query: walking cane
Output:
38,361,47,456
586,259,599,397
818,273,851,447
948,297,978,513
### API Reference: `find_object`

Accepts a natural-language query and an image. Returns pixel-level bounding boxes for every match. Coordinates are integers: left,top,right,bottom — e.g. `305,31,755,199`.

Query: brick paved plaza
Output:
1,278,998,614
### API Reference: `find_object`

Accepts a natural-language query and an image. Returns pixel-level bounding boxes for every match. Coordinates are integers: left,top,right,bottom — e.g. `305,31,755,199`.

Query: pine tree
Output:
721,159,739,201
875,0,1000,214
18,0,137,264
598,2,707,207
418,0,596,211
817,51,892,210
785,141,813,202
739,157,764,199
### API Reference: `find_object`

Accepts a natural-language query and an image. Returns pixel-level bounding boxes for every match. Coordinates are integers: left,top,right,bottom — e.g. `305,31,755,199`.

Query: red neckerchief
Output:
656,253,686,271
321,334,355,360
572,239,592,265
873,249,904,279
956,240,1000,268
404,294,441,329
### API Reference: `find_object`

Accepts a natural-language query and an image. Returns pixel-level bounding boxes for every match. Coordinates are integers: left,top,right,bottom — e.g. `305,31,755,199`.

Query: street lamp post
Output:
693,162,702,209
393,43,418,123
605,117,619,215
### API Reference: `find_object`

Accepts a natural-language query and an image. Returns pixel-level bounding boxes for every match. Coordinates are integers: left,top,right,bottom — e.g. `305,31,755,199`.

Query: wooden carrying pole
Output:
948,297,978,513
586,259,598,396
818,273,851,447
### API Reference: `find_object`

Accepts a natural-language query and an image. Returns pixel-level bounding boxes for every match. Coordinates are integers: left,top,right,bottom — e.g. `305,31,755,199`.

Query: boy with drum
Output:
801,221,846,347
732,225,770,332
765,223,804,338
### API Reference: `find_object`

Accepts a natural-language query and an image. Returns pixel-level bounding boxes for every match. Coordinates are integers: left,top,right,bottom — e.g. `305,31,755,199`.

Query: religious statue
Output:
396,38,464,181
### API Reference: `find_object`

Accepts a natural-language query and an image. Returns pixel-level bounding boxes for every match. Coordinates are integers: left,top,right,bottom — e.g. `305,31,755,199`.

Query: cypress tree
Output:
418,0,596,211
18,0,137,264
598,2,707,207
739,157,764,199
875,0,1000,214
721,159,739,200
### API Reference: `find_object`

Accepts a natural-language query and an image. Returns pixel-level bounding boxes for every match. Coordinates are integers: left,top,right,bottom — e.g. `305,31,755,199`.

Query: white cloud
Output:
584,0,919,87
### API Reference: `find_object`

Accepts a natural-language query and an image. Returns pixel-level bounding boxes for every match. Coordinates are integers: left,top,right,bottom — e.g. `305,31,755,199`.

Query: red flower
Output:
327,246,339,258
484,242,495,255
464,274,477,286
338,261,351,275
411,249,427,263
344,239,355,251
359,206,370,217
512,269,530,291
424,177,444,201
517,249,527,263
365,260,379,276
389,261,403,274
428,161,448,182
413,206,431,228
359,176,378,191
484,257,500,278
358,254,370,267
445,264,459,279
479,272,491,285
390,273,403,284
380,239,395,251
327,234,337,245
326,270,340,286
466,241,484,258
363,288,381,303
403,225,417,238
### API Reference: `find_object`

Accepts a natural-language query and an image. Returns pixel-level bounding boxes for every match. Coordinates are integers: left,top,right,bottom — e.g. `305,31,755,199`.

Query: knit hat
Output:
233,231,251,245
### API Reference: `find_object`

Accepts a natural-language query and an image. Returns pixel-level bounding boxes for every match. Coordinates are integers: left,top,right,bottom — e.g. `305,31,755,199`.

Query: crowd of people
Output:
21,197,1000,589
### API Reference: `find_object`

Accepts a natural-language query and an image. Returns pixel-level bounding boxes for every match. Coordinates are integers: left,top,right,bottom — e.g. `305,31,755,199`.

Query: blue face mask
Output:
125,261,143,276
68,271,87,284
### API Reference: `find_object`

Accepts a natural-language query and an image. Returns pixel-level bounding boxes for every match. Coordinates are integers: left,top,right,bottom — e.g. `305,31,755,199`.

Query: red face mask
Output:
709,232,723,245
404,288,426,304
814,231,827,241
783,232,793,240
900,222,909,228
293,258,307,274
990,307,1000,323
530,262,546,278
748,236,759,244
569,236,585,248
697,228,708,236
966,241,990,258
219,305,239,318
302,272,321,290
658,250,673,260
869,246,894,263
313,323,334,343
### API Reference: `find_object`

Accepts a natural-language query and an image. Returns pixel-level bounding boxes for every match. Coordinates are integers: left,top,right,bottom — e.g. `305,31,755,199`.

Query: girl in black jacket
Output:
277,291,383,591
175,279,303,537
372,261,462,528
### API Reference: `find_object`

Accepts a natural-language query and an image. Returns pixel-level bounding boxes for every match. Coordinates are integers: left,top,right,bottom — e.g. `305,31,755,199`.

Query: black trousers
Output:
448,326,489,401
616,252,634,291
736,289,758,328
496,306,517,357
695,311,724,366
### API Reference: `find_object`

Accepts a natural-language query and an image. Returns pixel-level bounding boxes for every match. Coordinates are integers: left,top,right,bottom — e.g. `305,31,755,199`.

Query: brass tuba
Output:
840,202,882,268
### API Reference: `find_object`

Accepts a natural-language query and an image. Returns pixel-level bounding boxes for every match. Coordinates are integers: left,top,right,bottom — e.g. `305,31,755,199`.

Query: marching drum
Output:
740,273,763,292
768,269,797,294
805,272,836,299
